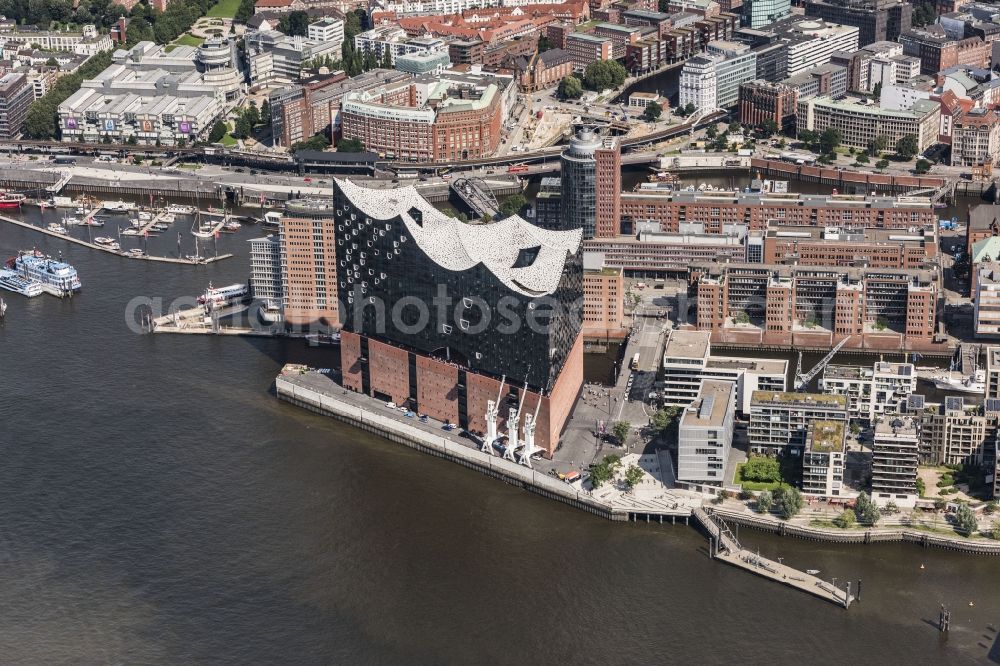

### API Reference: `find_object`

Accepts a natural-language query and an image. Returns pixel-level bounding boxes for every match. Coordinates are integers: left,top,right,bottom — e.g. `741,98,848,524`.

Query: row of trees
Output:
0,0,127,30
126,0,215,46
25,49,114,138
588,454,644,489
755,487,803,520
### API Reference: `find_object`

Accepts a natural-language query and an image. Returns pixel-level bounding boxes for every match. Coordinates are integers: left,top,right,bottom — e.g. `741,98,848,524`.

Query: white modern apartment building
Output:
677,379,735,487
748,390,848,454
308,17,344,46
797,96,941,151
819,362,917,420
679,45,756,112
247,30,344,86
678,54,718,112
249,235,283,310
354,26,447,61
661,329,787,412
975,263,1000,338
801,420,846,497
871,415,920,508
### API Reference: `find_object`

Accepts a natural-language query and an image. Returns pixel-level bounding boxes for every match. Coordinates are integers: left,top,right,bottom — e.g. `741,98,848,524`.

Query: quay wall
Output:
750,158,947,194
710,508,1000,555
275,375,640,522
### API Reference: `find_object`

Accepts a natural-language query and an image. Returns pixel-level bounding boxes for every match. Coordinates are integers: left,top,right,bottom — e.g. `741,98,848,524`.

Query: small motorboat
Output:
806,569,820,575
121,228,141,236
46,223,67,234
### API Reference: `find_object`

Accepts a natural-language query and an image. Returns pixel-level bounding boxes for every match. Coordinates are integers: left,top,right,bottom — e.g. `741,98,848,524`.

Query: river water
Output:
2,206,999,664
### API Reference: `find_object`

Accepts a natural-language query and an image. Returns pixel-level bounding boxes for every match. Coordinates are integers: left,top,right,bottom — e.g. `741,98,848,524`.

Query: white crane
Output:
482,374,506,455
794,336,851,391
503,377,529,463
518,391,545,468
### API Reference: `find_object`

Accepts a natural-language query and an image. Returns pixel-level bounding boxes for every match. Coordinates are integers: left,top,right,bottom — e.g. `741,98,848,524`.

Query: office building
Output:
899,29,990,76
533,177,562,231
796,96,941,152
803,0,911,47
678,54,719,112
739,80,797,132
249,235,283,311
762,224,937,270
871,415,919,507
951,109,1000,168
340,71,512,162
0,73,32,139
268,70,408,148
819,362,917,420
618,189,937,234
279,199,339,329
583,226,748,278
748,390,848,453
986,346,1000,401
801,420,846,497
247,30,345,86
594,23,642,59
661,329,787,411
975,264,1000,338
706,40,757,108
693,263,939,351
565,32,613,70
332,179,584,457
308,17,344,44
781,62,849,101
354,26,448,61
559,128,619,239
582,264,625,338
0,23,112,54
744,0,790,29
779,19,859,78
677,380,736,487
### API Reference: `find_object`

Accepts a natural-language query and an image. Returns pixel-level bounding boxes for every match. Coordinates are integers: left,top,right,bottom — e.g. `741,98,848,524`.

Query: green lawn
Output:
171,34,204,47
221,132,238,147
206,0,241,18
733,463,792,492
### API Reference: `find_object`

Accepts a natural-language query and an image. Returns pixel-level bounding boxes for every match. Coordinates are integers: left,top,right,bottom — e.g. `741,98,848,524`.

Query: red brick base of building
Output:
339,332,584,458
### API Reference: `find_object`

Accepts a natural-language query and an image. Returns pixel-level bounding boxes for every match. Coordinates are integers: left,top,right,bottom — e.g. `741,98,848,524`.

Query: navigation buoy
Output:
920,563,925,569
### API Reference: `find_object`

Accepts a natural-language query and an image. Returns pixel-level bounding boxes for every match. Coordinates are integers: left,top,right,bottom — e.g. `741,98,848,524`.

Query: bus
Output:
630,353,640,371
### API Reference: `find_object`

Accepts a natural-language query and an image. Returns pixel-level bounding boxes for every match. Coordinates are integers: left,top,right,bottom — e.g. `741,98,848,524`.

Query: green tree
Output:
612,420,630,445
895,134,919,160
876,158,890,171
235,0,254,22
642,101,662,122
741,456,780,483
915,476,926,497
818,127,842,154
991,519,1000,540
705,124,718,139
233,115,252,139
955,503,978,536
760,118,779,138
290,132,331,152
583,60,613,91
624,464,644,488
244,104,260,127
588,454,622,489
279,10,309,36
557,75,583,99
538,35,553,51
337,137,364,152
499,193,527,217
756,490,773,514
854,491,880,526
798,128,817,150
912,2,937,26
867,135,888,157
260,99,271,125
776,487,803,519
915,158,931,174
872,81,882,100
855,153,870,164
650,405,680,434
208,119,227,143
833,510,856,528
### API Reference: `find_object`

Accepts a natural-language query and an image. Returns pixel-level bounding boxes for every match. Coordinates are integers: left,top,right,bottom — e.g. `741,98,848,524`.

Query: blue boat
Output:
6,251,81,297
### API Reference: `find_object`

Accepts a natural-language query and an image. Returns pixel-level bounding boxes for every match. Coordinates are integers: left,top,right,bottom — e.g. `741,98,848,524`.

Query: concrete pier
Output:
694,508,853,608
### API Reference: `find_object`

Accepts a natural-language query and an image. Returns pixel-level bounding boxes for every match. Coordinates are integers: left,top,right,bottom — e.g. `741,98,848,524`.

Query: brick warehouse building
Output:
691,262,941,352
331,179,585,457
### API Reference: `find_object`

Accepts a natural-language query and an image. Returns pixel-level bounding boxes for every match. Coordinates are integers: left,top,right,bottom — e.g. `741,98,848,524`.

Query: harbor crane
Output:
794,336,851,391
482,374,506,455
503,377,530,463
